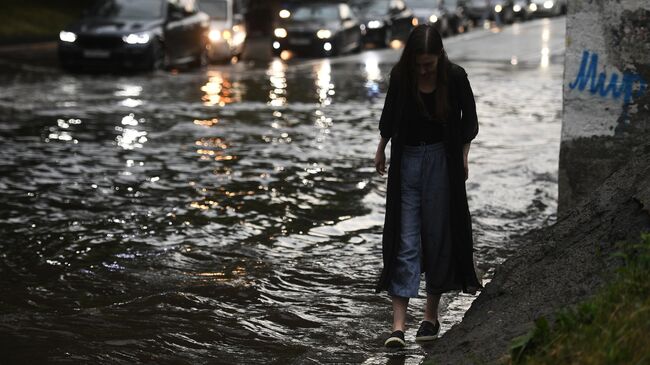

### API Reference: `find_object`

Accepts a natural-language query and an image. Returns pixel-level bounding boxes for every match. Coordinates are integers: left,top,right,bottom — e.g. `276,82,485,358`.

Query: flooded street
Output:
1,18,564,364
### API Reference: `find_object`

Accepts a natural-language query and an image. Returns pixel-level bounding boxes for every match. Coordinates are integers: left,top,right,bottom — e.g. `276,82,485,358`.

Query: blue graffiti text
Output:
569,50,647,104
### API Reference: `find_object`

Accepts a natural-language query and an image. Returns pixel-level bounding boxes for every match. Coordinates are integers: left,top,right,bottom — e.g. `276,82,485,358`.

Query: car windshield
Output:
406,0,436,9
291,4,340,21
363,1,388,15
201,0,228,20
86,0,164,19
442,0,459,9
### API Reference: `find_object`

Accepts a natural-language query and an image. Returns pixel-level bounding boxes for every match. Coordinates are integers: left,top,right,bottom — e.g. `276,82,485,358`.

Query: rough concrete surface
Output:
424,139,650,364
559,0,650,213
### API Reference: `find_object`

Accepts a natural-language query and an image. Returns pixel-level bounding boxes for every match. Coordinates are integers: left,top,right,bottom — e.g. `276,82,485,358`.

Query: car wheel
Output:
353,33,363,53
327,36,340,57
332,42,341,57
190,45,208,68
148,39,165,71
381,26,393,48
504,9,515,24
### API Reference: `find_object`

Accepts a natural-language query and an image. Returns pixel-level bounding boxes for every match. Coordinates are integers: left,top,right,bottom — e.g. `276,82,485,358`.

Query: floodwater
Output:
0,19,563,365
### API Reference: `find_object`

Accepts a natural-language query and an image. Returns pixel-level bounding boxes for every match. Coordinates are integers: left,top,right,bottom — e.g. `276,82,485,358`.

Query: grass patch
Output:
508,232,650,365
0,0,89,43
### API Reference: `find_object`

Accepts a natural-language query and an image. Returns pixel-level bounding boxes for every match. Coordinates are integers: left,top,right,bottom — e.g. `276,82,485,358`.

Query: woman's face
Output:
415,53,439,80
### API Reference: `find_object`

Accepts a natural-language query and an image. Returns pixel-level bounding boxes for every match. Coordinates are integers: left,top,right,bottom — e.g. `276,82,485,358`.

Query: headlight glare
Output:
209,29,221,42
122,32,150,44
59,31,77,43
429,14,438,23
317,29,332,39
367,20,383,29
274,28,287,38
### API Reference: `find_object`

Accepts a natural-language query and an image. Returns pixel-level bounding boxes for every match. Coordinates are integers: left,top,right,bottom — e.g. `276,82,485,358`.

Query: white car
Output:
200,0,247,62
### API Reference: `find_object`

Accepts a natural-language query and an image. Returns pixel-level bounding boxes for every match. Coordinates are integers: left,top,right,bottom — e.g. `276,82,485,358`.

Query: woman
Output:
374,24,481,348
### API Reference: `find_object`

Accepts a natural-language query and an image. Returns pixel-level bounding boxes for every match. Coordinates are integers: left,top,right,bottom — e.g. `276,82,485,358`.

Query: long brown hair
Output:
391,24,450,121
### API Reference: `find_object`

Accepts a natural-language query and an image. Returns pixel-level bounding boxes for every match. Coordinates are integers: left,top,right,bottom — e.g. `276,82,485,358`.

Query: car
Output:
461,0,489,25
58,0,210,71
354,0,414,48
439,0,471,34
527,0,567,17
272,2,363,57
492,0,516,24
200,0,247,63
512,0,534,21
407,0,450,36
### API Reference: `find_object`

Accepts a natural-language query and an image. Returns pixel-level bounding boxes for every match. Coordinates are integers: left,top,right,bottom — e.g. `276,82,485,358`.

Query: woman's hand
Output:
463,143,471,181
375,148,386,176
375,137,389,176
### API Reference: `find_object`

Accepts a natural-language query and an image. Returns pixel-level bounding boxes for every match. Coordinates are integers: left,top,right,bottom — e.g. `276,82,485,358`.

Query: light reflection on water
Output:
315,59,334,105
268,59,287,107
0,25,563,364
201,70,241,106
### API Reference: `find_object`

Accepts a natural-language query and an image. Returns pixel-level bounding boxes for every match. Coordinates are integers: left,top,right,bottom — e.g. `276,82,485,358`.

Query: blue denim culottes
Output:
387,142,453,298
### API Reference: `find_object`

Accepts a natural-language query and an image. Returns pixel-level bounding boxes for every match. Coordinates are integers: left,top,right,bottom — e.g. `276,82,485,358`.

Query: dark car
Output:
272,2,363,57
407,0,450,36
512,0,534,21
460,0,517,25
527,0,567,17
439,0,470,34
200,0,247,63
58,0,210,71
355,0,414,48
461,0,490,25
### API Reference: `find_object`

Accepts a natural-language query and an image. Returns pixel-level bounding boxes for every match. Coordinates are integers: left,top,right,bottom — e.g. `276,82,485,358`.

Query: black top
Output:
402,90,445,145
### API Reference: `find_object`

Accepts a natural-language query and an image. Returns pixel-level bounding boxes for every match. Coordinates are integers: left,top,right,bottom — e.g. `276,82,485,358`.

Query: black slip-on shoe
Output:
415,320,440,342
384,330,406,348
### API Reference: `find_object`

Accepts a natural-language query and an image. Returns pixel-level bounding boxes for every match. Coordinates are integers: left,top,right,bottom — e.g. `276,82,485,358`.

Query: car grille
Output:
76,35,123,49
288,30,317,38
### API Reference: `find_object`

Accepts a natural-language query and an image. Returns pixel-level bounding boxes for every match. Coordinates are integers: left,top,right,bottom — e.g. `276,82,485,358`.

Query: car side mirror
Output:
167,7,184,21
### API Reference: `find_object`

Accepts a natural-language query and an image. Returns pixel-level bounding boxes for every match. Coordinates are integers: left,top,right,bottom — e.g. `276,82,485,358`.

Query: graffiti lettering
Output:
569,50,647,104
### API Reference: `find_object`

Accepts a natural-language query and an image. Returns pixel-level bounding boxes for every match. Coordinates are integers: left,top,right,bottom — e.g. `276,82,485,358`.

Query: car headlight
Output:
495,4,503,12
367,20,383,29
279,9,291,19
529,3,538,11
429,14,438,23
122,32,150,44
543,0,554,8
513,4,522,12
274,28,287,38
59,31,77,43
209,29,221,42
316,29,332,39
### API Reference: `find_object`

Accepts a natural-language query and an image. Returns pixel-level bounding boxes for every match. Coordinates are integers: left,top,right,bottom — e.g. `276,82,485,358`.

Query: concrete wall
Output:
559,0,650,215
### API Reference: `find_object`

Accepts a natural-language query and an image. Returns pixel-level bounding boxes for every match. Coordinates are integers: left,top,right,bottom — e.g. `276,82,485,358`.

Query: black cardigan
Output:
375,62,481,294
